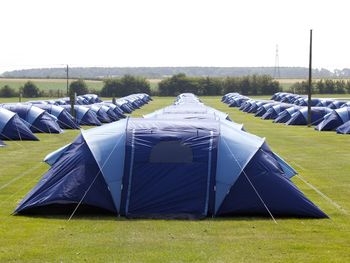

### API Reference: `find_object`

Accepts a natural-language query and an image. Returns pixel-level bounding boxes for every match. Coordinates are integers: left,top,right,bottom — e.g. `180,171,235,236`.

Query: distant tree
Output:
22,81,40,97
69,79,89,95
0,85,17,97
101,75,150,97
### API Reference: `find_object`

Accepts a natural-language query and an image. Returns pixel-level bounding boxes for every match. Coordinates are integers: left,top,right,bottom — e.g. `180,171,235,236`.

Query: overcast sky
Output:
0,0,349,73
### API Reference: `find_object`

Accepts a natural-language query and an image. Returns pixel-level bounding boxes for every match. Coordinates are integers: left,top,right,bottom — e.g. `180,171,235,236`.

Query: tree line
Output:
157,74,280,96
288,79,350,94
4,66,350,79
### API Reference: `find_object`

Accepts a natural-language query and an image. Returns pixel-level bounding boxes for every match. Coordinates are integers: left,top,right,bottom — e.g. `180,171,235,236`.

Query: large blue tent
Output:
0,104,62,133
15,113,326,218
0,108,38,141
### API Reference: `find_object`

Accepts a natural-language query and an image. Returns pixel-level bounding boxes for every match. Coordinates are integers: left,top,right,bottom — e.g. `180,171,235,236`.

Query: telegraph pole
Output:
66,64,69,96
307,30,312,127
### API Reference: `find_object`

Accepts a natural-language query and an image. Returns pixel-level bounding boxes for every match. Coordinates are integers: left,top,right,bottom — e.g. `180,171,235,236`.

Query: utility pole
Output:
273,44,281,79
307,30,312,127
66,64,69,96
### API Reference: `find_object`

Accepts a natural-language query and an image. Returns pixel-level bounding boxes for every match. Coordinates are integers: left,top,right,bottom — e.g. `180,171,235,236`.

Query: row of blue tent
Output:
0,93,152,141
222,93,350,134
14,93,327,219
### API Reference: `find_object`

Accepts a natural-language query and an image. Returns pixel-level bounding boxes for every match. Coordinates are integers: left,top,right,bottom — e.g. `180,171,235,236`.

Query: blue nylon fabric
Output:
286,107,332,126
121,119,219,218
0,113,38,141
15,135,117,214
216,146,328,218
336,120,350,134
336,107,350,123
215,120,264,213
30,111,62,133
274,107,300,123
315,109,346,131
44,143,72,165
34,104,78,129
88,105,112,123
82,120,127,212
0,108,15,134
27,106,45,125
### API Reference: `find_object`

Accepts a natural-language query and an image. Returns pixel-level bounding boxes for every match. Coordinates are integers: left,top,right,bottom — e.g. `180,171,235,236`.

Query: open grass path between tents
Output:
0,96,350,262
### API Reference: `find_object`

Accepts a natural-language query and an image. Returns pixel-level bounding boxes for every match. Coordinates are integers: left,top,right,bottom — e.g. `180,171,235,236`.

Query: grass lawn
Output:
1,96,350,262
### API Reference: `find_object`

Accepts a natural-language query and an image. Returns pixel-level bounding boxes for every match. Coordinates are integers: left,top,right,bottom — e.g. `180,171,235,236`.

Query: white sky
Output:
0,0,349,73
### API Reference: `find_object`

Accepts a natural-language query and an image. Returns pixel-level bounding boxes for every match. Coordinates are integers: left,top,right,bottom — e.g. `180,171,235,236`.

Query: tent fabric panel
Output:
122,119,219,218
1,114,38,141
0,108,16,133
27,106,45,125
214,121,264,213
15,135,117,214
217,147,328,218
82,119,127,212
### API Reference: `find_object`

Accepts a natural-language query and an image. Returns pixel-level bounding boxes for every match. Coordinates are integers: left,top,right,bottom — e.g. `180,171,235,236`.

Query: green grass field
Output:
1,96,350,262
0,78,159,93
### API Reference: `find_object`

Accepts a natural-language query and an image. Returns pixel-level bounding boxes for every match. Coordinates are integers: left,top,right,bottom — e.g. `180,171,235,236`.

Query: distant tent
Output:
316,99,334,107
61,105,101,126
286,107,332,126
0,108,38,141
99,103,126,119
336,120,350,134
0,139,5,147
294,98,321,107
83,105,113,123
255,103,279,117
328,101,346,109
0,104,62,133
30,104,79,129
315,107,350,131
273,107,301,123
15,118,327,218
261,104,292,120
246,101,269,114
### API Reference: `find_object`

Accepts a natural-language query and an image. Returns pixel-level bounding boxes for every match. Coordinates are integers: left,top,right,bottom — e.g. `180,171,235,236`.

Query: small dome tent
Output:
286,107,332,126
0,108,38,141
30,104,79,129
315,107,350,131
0,104,62,134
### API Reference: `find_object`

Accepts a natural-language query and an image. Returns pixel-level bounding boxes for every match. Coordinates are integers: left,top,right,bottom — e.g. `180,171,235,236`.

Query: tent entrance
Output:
122,128,216,218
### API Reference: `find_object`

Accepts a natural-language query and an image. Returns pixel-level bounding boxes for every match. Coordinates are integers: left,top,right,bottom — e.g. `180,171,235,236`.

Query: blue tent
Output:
315,107,350,131
99,103,126,119
31,104,79,129
328,101,346,109
273,107,301,123
336,120,350,134
255,103,279,117
286,107,332,126
316,99,334,107
261,104,292,120
0,104,62,133
83,105,113,123
0,139,5,147
246,101,269,114
0,108,38,141
61,105,101,126
15,117,326,218
294,98,321,107
341,102,350,108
